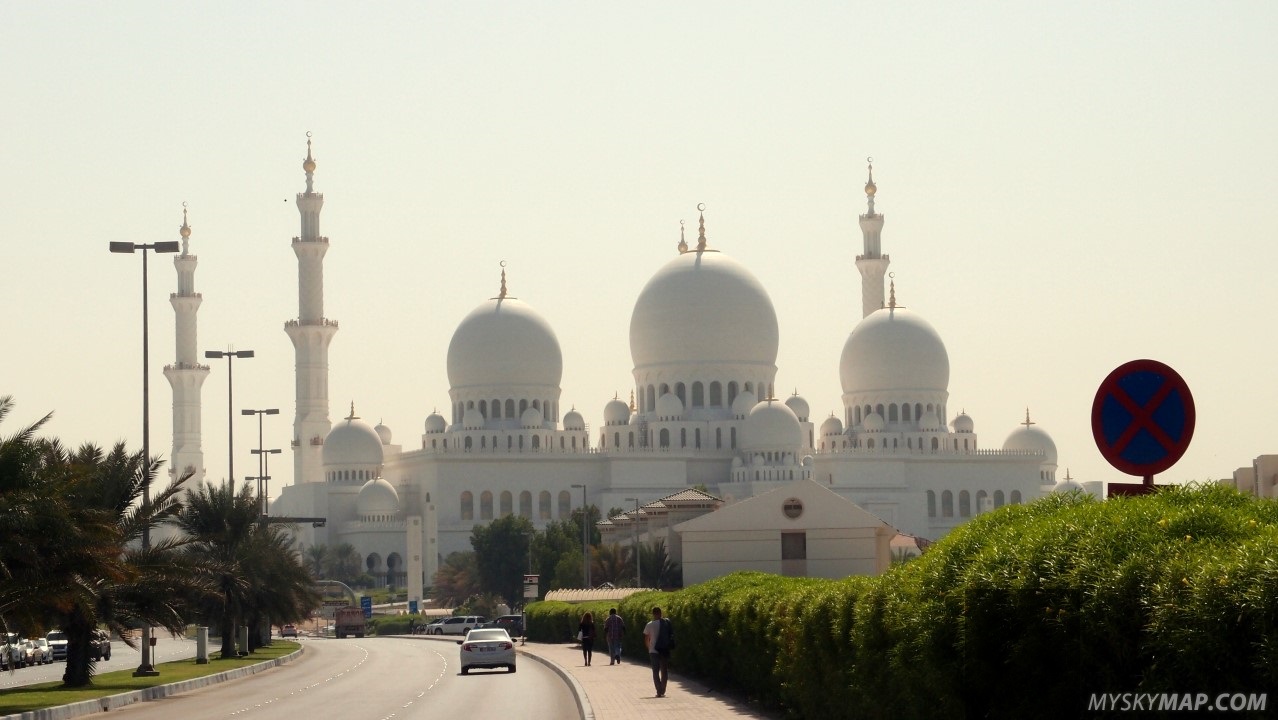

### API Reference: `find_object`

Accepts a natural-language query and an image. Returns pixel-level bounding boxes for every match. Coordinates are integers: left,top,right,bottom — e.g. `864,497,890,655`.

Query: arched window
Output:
464,436,473,450
519,491,532,518
366,553,382,572
927,490,937,517
499,491,512,517
659,429,670,448
480,491,493,520
942,490,954,517
518,435,524,449
628,432,635,448
492,399,501,419
854,406,862,425
539,491,552,519
903,404,912,422
715,427,722,449
505,399,515,418
1010,490,1022,505
531,435,540,449
868,438,875,449
976,490,988,514
675,382,686,406
710,381,722,406
680,428,687,448
695,428,701,449
889,404,899,422
875,403,885,418
728,381,739,405
558,490,571,518
613,432,620,448
994,490,1005,508
479,400,487,419
744,382,753,394
692,382,704,407
532,399,540,410
915,403,923,422
659,383,670,396
959,490,971,517
931,437,940,451
730,427,737,449
646,385,656,412
519,399,528,416
481,436,487,449
461,491,474,520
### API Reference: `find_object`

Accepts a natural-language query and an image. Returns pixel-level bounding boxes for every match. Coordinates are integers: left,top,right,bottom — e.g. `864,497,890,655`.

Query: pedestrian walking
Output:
579,611,596,666
603,607,625,664
643,606,674,697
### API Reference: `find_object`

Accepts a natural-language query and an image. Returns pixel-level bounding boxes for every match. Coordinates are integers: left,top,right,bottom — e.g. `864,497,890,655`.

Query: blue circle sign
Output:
1091,359,1195,478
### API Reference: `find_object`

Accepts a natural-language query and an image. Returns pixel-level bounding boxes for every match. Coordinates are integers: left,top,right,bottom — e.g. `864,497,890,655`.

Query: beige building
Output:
1223,454,1278,499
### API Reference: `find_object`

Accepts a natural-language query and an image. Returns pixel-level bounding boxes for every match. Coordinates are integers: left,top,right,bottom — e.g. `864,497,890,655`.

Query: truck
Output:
334,607,366,639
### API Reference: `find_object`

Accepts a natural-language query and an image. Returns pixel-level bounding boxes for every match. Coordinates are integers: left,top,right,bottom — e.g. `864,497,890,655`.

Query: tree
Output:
591,542,633,587
324,543,363,585
432,552,481,606
470,515,534,606
302,544,329,578
639,538,681,588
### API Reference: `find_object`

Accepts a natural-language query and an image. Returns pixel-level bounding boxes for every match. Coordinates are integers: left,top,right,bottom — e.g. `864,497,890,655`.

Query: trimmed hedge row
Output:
527,485,1278,719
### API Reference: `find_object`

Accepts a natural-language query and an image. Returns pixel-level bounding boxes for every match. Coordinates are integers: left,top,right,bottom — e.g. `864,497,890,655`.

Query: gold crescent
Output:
697,202,706,212
306,131,312,138
500,260,507,268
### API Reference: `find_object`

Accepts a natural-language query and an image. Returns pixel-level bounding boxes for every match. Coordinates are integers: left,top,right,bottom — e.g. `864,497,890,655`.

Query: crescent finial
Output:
306,131,312,138
500,260,507,268
697,202,706,212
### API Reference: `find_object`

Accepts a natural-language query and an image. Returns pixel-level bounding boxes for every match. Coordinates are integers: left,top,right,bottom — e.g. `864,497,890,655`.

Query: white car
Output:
46,631,68,661
457,628,515,675
436,615,486,636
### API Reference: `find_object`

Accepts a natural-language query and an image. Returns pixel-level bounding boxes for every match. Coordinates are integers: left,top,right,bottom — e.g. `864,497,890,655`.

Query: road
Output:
107,636,578,720
0,637,198,690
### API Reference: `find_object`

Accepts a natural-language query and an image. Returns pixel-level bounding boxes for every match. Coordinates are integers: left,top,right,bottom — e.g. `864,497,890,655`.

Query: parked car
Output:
21,639,48,666
45,631,68,661
88,630,112,661
33,638,53,664
435,616,486,636
280,624,298,638
415,618,445,635
457,628,515,674
493,614,524,638
1,634,25,669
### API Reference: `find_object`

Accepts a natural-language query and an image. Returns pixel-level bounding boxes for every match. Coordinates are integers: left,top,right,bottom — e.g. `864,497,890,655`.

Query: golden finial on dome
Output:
303,132,317,193
347,401,358,421
886,272,904,310
497,260,508,299
677,219,688,254
696,203,708,251
1022,408,1035,428
865,156,877,196
629,390,636,411
179,202,191,239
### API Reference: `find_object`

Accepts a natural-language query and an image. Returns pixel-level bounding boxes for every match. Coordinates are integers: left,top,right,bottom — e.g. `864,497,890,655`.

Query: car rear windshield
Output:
466,629,509,642
47,632,66,641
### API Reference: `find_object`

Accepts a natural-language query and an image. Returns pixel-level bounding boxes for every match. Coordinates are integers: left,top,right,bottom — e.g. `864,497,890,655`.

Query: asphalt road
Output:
0,637,199,690
104,635,578,720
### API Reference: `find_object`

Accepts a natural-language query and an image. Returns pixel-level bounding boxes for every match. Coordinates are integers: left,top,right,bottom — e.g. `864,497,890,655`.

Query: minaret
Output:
284,134,337,485
163,205,211,488
854,158,890,318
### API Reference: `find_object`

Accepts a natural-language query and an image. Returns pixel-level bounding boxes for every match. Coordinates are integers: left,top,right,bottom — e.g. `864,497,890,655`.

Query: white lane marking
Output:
229,644,370,716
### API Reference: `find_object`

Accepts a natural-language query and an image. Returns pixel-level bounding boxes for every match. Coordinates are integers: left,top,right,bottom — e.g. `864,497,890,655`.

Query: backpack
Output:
655,617,676,652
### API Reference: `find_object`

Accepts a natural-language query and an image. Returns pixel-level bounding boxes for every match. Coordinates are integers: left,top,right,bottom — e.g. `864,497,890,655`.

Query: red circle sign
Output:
1091,359,1195,477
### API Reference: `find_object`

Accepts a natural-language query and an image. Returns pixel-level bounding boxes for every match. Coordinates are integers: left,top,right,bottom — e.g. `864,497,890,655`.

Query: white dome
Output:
731,390,758,417
1053,478,1084,493
630,250,778,372
784,394,810,422
840,308,949,395
374,422,392,445
357,477,399,516
447,297,563,391
655,392,684,420
425,412,446,434
462,406,485,430
820,415,844,436
1003,424,1058,465
863,412,885,432
740,399,802,450
952,412,974,433
919,411,944,431
563,408,585,431
323,414,385,467
628,410,643,426
520,406,544,429
603,399,630,425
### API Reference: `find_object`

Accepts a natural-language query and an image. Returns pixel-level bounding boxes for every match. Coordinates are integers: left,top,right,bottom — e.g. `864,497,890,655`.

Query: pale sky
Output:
4,2,1276,499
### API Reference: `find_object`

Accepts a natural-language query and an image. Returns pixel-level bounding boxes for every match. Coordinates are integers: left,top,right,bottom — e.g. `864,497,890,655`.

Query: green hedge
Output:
527,485,1278,719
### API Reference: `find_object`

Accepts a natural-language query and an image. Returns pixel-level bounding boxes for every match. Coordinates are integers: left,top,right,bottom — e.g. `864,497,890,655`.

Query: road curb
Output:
1,646,305,720
517,645,594,720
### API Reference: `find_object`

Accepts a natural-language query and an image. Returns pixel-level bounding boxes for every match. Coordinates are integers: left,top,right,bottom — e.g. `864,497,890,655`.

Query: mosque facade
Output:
247,145,1067,605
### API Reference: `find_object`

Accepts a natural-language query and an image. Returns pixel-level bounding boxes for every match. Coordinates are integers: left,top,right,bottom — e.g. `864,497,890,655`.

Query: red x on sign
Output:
1091,359,1195,479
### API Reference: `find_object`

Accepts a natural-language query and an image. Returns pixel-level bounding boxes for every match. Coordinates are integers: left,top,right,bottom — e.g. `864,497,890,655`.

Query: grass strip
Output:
0,641,300,716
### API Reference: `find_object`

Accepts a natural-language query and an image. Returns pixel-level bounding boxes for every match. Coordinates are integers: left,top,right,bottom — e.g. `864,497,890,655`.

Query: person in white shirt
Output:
643,606,670,697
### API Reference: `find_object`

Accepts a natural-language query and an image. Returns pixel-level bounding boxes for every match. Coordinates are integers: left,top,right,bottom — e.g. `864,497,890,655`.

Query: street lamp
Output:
570,484,589,588
109,238,178,678
625,497,641,588
242,408,280,515
205,349,254,484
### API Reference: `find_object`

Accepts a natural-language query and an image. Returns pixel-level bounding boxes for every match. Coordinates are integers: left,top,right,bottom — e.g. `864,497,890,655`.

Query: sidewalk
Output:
517,641,774,720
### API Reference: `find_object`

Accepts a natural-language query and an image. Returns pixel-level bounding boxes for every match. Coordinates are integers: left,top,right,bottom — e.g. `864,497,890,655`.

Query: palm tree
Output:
639,538,681,589
325,543,363,585
432,552,481,606
303,544,330,578
590,543,633,587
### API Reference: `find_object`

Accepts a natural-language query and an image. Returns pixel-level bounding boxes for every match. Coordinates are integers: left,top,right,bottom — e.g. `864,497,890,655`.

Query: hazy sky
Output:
4,2,1276,498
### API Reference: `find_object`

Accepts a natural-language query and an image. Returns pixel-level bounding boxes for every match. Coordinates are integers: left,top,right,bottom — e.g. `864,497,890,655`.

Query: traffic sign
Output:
360,596,373,619
523,574,539,600
409,600,419,615
1091,359,1195,479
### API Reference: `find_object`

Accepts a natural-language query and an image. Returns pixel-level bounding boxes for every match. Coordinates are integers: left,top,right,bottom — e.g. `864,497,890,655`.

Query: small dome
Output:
1053,478,1084,494
563,408,585,431
521,406,544,429
731,456,743,468
784,394,810,422
323,413,385,467
462,406,485,431
447,297,563,392
603,398,630,425
425,412,446,434
952,412,974,434
863,412,885,432
740,399,802,451
820,415,844,436
731,390,758,417
801,455,814,467
356,477,399,517
628,410,643,427
655,392,684,420
840,308,949,396
919,412,944,431
1004,423,1058,465
374,421,393,445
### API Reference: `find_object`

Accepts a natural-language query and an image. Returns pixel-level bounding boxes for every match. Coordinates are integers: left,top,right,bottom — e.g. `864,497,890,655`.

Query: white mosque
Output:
166,141,1077,604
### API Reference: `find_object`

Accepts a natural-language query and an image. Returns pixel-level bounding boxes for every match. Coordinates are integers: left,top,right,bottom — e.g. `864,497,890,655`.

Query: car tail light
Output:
501,642,512,650
462,643,476,651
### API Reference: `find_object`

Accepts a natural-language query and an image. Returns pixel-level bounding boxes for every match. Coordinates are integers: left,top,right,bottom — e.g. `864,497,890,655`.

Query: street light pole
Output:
571,484,589,588
242,408,280,515
625,497,640,587
205,349,254,484
110,238,179,678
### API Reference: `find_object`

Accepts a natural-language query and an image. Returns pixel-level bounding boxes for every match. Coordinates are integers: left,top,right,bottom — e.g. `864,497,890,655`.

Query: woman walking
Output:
578,611,596,666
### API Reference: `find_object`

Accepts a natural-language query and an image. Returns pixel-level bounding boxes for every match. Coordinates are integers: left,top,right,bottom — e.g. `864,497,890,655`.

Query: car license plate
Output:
480,646,494,652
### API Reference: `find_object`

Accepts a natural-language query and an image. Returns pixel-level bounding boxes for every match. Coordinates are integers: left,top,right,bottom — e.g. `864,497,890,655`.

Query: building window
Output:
710,381,722,406
520,491,532,518
927,490,936,517
659,429,670,448
500,491,512,517
782,498,803,519
558,490,571,518
959,490,971,517
942,490,954,517
539,491,552,519
1010,490,1022,505
781,533,806,560
692,382,704,407
481,491,493,520
461,491,473,521
994,490,1005,508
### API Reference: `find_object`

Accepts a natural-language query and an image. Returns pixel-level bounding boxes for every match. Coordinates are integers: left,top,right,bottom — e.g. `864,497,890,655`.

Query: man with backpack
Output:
643,606,674,697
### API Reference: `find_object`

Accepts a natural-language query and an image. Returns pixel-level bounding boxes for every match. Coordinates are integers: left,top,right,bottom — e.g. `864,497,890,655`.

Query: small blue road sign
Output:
360,595,373,619
409,599,419,615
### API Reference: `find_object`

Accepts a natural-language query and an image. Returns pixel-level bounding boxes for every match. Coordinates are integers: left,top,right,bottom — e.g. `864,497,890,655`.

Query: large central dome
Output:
840,307,949,395
630,250,779,370
447,297,563,390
